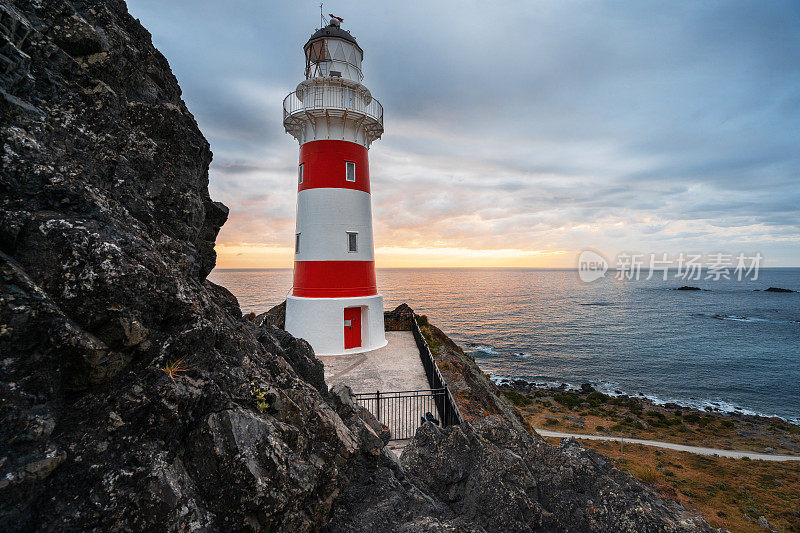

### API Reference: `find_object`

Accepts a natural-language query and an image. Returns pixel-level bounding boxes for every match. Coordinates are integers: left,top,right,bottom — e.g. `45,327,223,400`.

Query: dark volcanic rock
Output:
674,286,704,291
0,0,392,530
258,299,286,328
385,302,415,331
402,420,714,532
764,287,795,293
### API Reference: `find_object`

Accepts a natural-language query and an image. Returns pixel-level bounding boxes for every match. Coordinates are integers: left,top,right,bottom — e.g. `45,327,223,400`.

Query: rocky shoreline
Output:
499,378,798,425
497,379,800,456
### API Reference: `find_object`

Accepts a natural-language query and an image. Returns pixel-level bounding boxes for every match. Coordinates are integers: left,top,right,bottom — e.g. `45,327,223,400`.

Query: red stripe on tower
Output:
299,140,370,193
292,260,377,297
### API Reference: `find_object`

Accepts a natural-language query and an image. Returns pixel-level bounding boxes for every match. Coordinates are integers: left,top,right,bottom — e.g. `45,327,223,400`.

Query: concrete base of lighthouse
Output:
285,294,387,356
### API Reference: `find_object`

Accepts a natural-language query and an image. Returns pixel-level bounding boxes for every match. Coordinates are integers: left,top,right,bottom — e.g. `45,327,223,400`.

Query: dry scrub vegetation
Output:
546,438,800,533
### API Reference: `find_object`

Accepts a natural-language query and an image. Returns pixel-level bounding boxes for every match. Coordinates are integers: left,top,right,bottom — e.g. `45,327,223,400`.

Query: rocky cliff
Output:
1,0,395,529
1,1,718,531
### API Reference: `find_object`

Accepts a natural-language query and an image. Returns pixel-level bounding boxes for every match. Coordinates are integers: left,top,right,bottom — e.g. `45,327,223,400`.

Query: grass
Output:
504,386,800,530
548,438,800,532
159,356,192,383
553,392,583,409
513,389,800,455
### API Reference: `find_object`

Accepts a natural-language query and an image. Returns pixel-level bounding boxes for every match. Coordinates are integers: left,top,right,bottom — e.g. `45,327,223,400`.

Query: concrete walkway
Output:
536,429,800,461
318,331,429,393
318,331,433,451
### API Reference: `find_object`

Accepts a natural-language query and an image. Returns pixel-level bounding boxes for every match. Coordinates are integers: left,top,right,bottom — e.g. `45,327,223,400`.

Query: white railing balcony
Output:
283,81,384,142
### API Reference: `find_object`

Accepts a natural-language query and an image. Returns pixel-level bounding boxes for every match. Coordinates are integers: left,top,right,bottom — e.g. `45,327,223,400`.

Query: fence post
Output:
376,390,380,421
443,385,450,426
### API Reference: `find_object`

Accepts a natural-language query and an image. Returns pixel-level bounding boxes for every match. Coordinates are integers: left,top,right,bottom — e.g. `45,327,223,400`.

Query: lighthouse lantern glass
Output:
305,38,363,81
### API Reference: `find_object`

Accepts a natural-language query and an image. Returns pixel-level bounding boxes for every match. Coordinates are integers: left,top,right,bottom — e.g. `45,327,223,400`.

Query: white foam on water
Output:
470,345,500,356
708,314,798,325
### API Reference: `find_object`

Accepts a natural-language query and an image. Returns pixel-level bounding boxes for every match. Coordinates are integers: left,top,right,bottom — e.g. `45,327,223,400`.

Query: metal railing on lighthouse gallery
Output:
282,82,384,140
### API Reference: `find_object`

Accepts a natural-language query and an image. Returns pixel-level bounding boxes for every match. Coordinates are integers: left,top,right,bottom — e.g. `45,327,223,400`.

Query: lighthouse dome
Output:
304,21,364,82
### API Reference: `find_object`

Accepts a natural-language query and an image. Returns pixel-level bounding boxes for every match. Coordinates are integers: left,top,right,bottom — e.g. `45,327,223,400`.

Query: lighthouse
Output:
282,16,387,355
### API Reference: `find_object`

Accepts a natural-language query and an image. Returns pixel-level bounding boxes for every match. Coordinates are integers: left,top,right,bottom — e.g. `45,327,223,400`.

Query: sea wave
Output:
468,345,501,356
695,313,799,325
468,345,535,357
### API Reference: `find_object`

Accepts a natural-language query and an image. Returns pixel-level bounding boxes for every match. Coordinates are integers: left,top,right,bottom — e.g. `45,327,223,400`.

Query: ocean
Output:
209,268,800,423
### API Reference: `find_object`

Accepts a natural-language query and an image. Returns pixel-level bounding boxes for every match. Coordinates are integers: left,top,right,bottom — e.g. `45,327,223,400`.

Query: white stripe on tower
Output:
295,188,374,262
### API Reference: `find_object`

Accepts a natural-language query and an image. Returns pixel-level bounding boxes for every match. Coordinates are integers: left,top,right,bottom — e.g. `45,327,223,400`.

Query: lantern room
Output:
304,18,364,82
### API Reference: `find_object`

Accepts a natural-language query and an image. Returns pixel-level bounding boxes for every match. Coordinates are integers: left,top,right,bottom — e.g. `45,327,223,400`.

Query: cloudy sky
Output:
127,0,800,268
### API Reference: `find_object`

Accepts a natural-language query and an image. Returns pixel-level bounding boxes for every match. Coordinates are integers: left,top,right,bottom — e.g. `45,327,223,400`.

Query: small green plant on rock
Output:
250,382,270,413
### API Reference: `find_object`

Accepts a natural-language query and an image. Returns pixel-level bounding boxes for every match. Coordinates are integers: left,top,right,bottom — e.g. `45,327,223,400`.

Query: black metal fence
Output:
410,315,464,427
354,389,448,440
352,312,464,442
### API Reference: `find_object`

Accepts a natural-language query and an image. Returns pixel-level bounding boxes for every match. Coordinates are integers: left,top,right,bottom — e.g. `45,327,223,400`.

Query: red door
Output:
344,307,362,349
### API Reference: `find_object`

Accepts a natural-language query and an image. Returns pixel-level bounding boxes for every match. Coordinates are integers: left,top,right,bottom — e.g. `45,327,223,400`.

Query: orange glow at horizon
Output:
214,244,575,269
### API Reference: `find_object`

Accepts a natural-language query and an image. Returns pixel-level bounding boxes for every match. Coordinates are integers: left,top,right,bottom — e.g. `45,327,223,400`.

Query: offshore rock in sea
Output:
0,0,392,529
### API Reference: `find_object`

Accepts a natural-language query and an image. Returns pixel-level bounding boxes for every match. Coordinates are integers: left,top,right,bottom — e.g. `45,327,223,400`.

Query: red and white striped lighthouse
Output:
282,16,386,355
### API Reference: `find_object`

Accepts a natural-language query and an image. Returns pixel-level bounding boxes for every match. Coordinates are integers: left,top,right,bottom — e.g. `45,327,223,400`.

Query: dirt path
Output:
536,429,800,461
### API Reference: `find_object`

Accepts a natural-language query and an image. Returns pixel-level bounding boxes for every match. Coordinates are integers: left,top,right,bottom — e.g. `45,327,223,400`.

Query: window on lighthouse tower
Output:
345,161,356,182
347,232,358,253
298,163,303,184
295,233,300,254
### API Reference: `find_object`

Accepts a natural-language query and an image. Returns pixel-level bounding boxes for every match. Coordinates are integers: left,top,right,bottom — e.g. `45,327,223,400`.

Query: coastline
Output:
497,378,800,456
209,267,800,425
488,374,800,426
